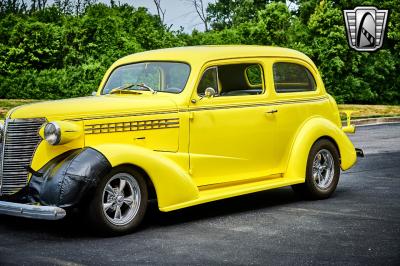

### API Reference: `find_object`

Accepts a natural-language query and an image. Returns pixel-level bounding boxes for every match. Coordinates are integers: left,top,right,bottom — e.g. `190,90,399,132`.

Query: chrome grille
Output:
0,118,45,195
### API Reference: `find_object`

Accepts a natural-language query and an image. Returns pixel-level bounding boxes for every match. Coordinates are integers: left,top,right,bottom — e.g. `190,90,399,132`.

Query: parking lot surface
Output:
0,123,399,265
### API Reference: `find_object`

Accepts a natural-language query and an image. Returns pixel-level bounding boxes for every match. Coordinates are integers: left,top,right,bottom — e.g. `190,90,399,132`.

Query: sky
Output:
113,0,216,32
44,0,295,32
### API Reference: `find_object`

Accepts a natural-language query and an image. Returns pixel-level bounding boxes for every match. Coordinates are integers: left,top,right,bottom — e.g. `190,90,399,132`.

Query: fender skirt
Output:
28,148,111,208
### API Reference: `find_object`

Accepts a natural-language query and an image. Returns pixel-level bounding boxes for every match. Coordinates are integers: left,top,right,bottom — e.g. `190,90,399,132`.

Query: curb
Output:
342,116,400,127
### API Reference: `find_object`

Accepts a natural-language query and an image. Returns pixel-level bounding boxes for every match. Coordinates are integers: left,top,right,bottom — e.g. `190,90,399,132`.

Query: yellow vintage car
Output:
0,46,363,234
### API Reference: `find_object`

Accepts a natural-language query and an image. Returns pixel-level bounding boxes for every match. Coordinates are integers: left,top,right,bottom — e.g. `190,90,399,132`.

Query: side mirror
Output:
204,87,216,98
91,91,97,96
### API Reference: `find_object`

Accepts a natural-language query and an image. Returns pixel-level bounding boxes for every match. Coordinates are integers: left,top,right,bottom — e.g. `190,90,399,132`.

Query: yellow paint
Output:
341,110,356,133
7,46,358,212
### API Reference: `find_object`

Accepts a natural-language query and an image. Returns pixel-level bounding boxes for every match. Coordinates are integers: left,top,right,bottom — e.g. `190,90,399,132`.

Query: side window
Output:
218,63,263,96
218,64,263,96
197,67,218,95
197,63,264,97
273,62,316,93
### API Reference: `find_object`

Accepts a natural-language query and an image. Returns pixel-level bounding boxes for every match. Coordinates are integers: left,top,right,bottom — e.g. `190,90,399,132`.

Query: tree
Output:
206,0,236,30
0,0,27,14
206,0,287,30
251,2,291,45
153,0,166,24
0,0,398,103
187,0,209,31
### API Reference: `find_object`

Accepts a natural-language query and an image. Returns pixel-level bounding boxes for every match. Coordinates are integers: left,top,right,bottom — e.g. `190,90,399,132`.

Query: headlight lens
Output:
44,122,61,145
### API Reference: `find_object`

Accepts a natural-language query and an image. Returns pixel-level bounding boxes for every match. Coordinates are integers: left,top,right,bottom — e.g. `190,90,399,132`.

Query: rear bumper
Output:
356,148,364,157
0,201,66,220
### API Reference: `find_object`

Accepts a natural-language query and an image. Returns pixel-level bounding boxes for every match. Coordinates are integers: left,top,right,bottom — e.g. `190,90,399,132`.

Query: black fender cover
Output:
28,148,111,208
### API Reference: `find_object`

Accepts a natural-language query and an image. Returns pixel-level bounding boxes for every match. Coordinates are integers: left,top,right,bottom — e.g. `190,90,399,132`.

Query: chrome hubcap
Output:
102,173,141,226
312,149,335,190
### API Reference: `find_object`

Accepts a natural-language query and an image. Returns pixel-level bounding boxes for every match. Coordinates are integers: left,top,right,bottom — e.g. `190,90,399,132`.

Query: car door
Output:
266,58,324,173
188,59,279,187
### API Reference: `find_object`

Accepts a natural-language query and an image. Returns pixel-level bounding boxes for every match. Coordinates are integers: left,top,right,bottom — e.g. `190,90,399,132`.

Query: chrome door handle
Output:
265,109,278,114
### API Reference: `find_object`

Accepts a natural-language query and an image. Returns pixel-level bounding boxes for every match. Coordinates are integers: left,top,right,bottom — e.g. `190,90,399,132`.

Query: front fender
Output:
29,148,112,208
90,143,199,210
285,117,357,181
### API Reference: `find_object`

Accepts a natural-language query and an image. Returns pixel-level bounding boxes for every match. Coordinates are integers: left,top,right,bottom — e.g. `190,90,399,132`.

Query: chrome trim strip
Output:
67,109,179,122
66,96,327,121
0,118,9,196
0,201,66,220
187,96,328,112
6,118,47,123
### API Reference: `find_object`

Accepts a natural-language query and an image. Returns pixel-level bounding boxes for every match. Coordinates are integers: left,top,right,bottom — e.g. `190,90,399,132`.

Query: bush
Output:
0,1,398,104
0,62,105,99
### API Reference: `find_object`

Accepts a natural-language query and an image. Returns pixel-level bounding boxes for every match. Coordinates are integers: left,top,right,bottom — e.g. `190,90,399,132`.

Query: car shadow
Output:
144,187,301,228
0,187,304,238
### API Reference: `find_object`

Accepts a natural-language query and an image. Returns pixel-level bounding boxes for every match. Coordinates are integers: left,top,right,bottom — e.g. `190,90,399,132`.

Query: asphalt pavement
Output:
0,123,399,265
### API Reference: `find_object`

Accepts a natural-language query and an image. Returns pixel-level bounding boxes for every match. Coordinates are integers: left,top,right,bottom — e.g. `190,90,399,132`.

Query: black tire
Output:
292,139,340,199
87,166,148,235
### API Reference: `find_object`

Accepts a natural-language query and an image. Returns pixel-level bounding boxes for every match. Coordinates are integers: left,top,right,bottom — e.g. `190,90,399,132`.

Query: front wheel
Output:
87,166,148,235
292,139,340,199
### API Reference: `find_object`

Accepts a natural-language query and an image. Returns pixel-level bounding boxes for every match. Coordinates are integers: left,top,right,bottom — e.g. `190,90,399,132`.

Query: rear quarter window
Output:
273,62,316,93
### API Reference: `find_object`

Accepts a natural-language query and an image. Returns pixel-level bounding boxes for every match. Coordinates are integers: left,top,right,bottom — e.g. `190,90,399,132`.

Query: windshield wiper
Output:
110,83,157,94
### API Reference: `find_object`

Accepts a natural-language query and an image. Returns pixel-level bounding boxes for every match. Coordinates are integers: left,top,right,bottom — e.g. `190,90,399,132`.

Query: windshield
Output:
102,62,191,94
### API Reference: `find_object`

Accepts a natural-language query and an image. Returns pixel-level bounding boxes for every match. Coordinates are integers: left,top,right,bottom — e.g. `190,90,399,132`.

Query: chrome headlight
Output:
44,122,61,145
40,121,82,145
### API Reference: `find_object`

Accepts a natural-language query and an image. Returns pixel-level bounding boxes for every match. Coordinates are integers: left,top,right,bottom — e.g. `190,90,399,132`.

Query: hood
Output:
9,94,178,121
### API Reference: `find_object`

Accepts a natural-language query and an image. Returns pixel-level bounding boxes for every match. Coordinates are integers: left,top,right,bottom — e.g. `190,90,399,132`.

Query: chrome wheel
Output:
312,149,335,190
102,173,141,226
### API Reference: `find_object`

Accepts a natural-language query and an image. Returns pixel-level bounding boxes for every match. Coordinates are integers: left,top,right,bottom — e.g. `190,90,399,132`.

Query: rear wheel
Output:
87,166,148,235
292,139,340,199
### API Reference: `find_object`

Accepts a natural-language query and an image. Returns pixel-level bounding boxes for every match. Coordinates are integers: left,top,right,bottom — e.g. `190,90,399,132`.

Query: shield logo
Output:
343,6,389,51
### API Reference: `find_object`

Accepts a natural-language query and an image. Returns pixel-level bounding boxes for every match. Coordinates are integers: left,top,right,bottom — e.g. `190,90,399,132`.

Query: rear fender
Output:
285,117,357,181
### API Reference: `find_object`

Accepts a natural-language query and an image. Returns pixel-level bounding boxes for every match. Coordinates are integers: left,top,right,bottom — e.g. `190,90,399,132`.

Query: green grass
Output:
338,104,400,120
1,99,399,120
0,99,40,118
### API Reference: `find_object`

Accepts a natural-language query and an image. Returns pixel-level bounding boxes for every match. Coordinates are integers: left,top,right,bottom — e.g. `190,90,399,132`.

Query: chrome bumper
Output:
356,148,364,157
0,201,66,220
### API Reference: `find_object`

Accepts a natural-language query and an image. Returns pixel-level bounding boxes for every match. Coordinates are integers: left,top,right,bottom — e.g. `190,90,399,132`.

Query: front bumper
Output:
0,201,66,220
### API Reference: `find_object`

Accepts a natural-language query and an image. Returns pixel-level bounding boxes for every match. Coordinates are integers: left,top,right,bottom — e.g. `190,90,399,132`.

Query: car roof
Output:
115,45,316,69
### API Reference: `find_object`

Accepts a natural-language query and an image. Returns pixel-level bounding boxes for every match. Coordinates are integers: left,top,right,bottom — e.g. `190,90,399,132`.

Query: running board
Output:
160,176,304,212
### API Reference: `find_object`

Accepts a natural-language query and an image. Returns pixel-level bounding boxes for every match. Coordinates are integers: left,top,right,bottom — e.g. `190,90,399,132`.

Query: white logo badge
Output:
343,6,389,51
